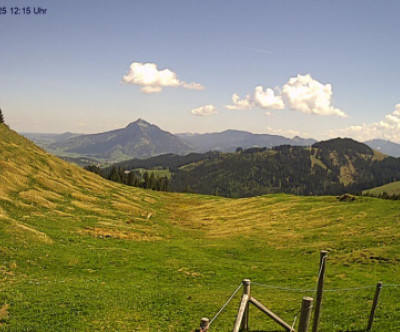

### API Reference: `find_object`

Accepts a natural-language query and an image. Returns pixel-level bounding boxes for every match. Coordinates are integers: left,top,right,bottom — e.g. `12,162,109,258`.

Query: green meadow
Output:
363,181,400,197
1,124,400,331
133,167,172,179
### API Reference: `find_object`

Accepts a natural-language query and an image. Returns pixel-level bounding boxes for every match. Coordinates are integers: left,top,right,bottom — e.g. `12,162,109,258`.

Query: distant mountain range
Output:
21,119,400,163
22,119,318,163
177,130,316,152
23,132,81,148
32,119,193,163
365,139,400,158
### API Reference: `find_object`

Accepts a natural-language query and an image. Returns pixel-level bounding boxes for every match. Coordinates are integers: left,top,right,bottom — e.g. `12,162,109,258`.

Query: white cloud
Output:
254,86,284,109
225,86,283,110
330,103,400,142
225,93,254,110
266,126,310,138
122,62,204,93
140,86,162,94
225,74,346,118
385,114,400,124
181,82,205,90
190,104,218,116
282,74,347,117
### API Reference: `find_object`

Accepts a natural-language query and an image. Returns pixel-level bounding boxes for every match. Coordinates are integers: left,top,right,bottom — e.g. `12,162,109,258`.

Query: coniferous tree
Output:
118,168,127,184
143,171,150,189
109,166,121,183
0,108,4,124
127,171,136,186
149,173,156,190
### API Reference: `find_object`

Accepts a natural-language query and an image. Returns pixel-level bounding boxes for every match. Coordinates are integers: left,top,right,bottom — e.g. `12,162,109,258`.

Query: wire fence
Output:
2,278,400,331
202,281,400,331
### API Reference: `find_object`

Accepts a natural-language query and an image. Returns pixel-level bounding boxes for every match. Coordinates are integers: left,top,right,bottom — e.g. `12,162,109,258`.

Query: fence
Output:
197,250,400,332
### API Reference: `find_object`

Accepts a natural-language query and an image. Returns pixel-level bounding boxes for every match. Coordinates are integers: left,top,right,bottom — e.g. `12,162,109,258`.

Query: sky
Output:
1,0,400,142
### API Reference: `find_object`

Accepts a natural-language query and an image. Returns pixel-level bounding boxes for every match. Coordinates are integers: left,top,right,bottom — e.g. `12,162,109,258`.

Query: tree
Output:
127,171,137,187
143,171,150,189
149,173,156,190
108,166,121,183
0,108,4,124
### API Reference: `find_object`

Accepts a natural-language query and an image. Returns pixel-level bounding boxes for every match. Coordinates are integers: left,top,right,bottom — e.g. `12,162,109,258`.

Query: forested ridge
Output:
86,138,400,197
171,139,400,197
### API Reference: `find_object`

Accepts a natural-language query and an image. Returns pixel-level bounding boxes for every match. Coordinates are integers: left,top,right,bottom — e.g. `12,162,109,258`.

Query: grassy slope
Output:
363,181,400,196
1,124,400,331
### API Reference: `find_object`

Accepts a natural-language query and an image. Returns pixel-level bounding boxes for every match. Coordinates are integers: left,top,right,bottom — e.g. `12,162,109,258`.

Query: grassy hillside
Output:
363,181,400,196
1,124,400,331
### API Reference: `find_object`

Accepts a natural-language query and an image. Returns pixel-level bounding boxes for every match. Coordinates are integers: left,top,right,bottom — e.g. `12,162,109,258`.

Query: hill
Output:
1,124,400,330
363,181,400,197
106,151,216,172
48,119,192,163
22,132,81,148
178,129,316,152
365,139,400,157
169,138,400,197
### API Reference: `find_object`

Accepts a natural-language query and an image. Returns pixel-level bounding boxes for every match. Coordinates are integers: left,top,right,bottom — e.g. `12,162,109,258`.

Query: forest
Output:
85,138,400,197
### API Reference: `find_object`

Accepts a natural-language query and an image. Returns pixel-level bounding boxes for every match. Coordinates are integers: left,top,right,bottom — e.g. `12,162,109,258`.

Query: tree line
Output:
170,140,400,197
0,108,5,124
85,165,169,192
85,138,400,198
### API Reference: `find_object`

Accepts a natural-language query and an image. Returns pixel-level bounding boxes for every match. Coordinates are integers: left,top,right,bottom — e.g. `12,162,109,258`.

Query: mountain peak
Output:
126,118,151,129
48,118,192,162
312,137,374,155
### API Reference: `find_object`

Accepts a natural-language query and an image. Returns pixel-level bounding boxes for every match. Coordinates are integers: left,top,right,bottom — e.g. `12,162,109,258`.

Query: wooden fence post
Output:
298,297,313,332
242,279,251,331
312,250,328,332
232,294,250,332
200,317,210,331
249,297,294,331
367,282,383,331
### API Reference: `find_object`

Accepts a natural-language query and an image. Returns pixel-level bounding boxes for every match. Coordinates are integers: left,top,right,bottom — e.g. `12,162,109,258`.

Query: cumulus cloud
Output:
254,86,284,109
181,82,205,90
140,86,162,94
385,114,400,124
190,104,217,116
225,93,254,110
394,104,400,115
225,86,283,110
282,74,347,117
122,62,204,93
385,104,400,124
266,126,310,138
330,103,400,142
225,74,346,118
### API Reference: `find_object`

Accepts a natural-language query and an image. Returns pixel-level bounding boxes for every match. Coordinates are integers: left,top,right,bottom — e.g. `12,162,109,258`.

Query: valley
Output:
1,124,400,331
4,1,400,331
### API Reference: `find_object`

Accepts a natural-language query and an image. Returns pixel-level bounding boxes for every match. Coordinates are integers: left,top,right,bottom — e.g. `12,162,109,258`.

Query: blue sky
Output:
1,0,400,142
